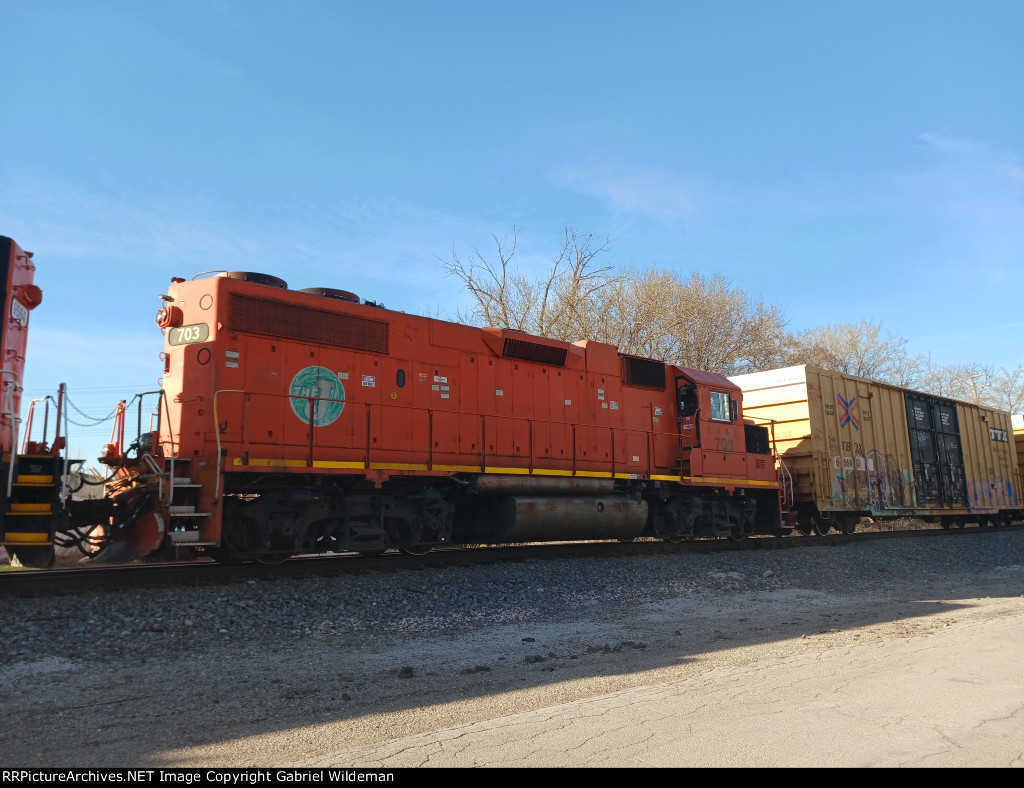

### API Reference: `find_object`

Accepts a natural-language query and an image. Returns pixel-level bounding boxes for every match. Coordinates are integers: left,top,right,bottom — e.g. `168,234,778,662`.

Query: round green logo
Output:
289,366,346,426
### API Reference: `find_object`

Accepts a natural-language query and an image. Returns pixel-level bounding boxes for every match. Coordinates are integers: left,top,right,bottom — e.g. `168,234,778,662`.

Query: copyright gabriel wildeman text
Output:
2,772,396,784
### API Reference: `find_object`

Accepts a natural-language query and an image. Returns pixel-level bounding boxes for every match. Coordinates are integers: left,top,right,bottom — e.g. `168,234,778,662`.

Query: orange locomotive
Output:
78,270,785,563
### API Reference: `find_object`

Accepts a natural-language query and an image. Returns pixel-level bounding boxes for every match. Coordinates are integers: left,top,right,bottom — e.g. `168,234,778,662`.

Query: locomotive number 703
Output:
168,323,210,345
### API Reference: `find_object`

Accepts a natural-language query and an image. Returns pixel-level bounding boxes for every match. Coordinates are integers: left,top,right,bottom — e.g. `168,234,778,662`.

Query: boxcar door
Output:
905,392,967,507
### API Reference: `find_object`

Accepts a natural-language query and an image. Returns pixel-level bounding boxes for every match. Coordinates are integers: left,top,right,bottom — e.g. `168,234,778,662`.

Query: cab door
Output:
701,388,743,477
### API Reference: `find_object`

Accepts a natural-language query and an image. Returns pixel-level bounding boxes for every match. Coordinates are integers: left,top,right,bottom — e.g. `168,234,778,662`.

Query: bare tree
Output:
441,226,614,340
443,234,1024,408
443,232,791,373
787,320,912,383
543,228,616,339
989,364,1024,414
913,356,1024,412
912,356,990,403
439,229,529,330
664,272,790,374
575,266,681,359
579,269,790,374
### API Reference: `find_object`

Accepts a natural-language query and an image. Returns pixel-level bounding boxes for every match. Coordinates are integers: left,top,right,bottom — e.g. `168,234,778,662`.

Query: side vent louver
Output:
621,356,666,389
501,337,568,366
229,293,389,354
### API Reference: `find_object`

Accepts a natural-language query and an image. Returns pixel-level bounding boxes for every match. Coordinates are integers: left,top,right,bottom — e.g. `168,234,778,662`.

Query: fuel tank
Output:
472,475,615,495
464,495,648,543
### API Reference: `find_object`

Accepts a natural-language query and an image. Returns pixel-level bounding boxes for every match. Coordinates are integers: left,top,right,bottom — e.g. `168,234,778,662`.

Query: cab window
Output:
677,384,698,418
710,391,731,422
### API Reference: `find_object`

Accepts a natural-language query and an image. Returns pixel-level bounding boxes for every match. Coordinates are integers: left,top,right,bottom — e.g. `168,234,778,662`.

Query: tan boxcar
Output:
730,365,1021,533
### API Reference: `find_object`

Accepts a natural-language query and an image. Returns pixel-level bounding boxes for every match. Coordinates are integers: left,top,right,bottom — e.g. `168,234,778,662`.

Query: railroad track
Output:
3,523,1019,598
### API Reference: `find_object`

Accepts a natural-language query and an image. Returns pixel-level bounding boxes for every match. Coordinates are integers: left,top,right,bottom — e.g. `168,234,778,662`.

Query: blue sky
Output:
2,0,1022,462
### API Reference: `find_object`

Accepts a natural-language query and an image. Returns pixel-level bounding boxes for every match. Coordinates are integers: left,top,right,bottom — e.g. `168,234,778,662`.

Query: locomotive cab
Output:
677,382,698,419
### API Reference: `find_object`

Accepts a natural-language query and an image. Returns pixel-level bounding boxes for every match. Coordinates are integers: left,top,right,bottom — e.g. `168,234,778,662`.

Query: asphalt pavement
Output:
300,608,1024,767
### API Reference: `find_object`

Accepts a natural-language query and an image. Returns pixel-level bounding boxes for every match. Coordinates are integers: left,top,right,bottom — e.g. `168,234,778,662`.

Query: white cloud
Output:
548,163,699,222
918,130,980,152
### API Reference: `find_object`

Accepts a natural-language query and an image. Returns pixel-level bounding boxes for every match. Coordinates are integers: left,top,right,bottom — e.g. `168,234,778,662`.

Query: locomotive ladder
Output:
159,457,216,547
1,452,63,559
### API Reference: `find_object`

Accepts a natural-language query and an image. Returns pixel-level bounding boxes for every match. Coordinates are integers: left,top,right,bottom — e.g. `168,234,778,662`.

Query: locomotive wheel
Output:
392,521,433,556
397,533,433,556
653,508,692,544
810,515,831,536
727,529,747,542
235,515,292,564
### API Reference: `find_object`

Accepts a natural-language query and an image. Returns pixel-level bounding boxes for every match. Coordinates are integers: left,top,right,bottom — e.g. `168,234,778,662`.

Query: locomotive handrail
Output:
108,400,126,458
155,390,173,502
209,388,714,485
20,396,47,454
762,418,793,508
1,369,21,499
528,419,533,474
134,389,175,505
133,391,164,446
212,389,248,503
140,452,165,502
779,459,794,509
58,383,69,510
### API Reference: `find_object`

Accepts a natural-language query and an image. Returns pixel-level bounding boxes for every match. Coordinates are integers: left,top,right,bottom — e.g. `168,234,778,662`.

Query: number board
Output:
168,323,210,345
10,297,29,327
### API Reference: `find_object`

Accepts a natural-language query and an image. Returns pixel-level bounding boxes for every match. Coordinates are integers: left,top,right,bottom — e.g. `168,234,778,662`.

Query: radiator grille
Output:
621,356,666,389
501,337,568,366
229,293,390,354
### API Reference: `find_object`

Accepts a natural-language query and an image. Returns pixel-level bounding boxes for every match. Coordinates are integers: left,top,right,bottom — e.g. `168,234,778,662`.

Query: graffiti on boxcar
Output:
967,477,1019,511
831,449,911,511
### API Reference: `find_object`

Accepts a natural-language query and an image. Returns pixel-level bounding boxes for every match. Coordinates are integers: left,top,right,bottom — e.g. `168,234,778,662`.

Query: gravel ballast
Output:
2,529,1023,766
